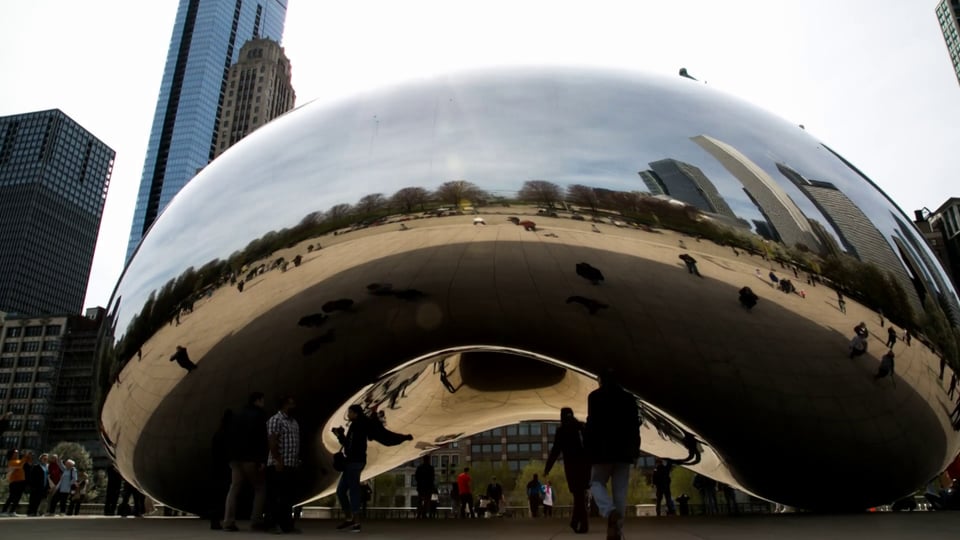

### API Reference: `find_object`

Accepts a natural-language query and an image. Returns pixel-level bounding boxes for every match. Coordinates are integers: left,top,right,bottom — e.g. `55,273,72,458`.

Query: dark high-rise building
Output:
127,0,287,260
0,110,113,316
214,37,295,158
937,0,960,85
647,158,736,220
638,170,666,196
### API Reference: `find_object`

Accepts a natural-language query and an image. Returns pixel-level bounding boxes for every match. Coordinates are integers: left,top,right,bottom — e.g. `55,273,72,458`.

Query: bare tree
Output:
518,180,562,208
566,184,599,213
434,180,486,209
356,193,388,215
391,186,430,213
326,203,353,222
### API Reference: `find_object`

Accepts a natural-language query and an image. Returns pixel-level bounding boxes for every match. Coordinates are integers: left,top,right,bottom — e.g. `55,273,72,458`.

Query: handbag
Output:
332,449,347,472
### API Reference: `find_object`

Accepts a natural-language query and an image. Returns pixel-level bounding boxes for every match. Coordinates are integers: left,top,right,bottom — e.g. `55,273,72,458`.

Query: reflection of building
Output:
775,162,921,311
0,109,114,316
127,0,287,259
915,204,960,289
643,159,737,220
0,309,108,468
639,170,666,196
892,212,960,325
692,135,820,251
937,0,960,85
214,38,295,158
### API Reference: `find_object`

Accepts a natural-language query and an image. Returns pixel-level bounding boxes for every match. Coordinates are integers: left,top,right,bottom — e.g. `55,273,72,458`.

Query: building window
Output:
16,357,34,367
530,424,542,436
5,327,21,338
3,343,18,353
24,326,43,337
14,372,32,383
518,424,530,436
12,387,29,399
42,341,59,351
22,341,40,352
45,325,61,335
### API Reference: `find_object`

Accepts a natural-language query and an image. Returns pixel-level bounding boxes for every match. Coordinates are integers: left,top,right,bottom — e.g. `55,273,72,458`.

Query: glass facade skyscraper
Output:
126,0,287,260
0,109,114,316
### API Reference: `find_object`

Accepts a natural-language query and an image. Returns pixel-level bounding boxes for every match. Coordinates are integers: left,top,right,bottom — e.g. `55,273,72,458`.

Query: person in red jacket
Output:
457,467,475,518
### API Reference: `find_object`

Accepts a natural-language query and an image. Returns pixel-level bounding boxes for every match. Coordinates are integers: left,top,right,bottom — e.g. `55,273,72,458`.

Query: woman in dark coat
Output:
545,407,591,534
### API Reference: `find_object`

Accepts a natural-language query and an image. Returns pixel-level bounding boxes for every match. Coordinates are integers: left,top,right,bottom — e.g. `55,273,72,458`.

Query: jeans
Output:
223,461,266,527
2,481,26,513
336,462,364,518
590,463,630,520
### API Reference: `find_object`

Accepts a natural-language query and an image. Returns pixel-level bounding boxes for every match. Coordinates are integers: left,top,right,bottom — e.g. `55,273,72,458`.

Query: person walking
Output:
585,369,641,540
67,471,88,516
457,467,475,518
949,373,958,400
542,481,554,517
679,254,701,277
2,449,27,516
875,351,896,382
652,459,676,516
223,392,269,531
545,407,591,533
45,454,63,515
886,327,898,349
526,474,543,517
415,458,435,519
332,404,373,532
266,396,301,534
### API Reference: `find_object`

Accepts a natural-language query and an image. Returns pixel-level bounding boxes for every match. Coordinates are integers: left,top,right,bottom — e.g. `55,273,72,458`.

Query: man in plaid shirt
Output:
266,396,300,534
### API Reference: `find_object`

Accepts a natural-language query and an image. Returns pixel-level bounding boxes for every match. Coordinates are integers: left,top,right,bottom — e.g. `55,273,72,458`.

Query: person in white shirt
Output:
50,459,77,515
542,481,554,517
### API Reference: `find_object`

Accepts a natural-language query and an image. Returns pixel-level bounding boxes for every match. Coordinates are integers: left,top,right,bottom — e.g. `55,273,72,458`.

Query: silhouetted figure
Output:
457,467,475,518
566,295,609,315
393,289,426,301
677,493,690,516
367,283,394,296
849,327,868,359
237,280,244,293
586,369,640,540
519,220,537,231
768,271,779,285
905,329,912,346
526,474,542,517
170,345,197,372
879,309,885,327
886,327,898,348
439,361,457,394
854,322,869,339
591,224,602,233
485,477,504,516
576,263,605,285
738,287,758,311
298,313,328,327
118,481,146,517
292,255,302,267
652,459,675,516
209,409,234,530
545,407,591,534
222,393,269,532
507,216,520,225
874,351,895,382
721,484,738,514
949,373,957,399
693,474,718,514
415,458,435,519
322,299,355,313
679,254,701,277
104,465,122,515
302,329,336,355
678,239,687,249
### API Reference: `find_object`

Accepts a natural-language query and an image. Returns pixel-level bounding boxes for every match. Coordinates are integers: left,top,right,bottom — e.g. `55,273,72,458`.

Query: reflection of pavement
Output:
5,514,960,539
103,214,959,508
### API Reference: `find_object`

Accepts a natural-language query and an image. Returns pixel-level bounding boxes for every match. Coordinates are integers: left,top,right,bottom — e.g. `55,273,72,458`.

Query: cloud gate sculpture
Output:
97,68,960,513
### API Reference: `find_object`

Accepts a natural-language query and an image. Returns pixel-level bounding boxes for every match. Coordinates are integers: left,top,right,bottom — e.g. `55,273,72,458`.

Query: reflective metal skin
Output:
96,68,960,513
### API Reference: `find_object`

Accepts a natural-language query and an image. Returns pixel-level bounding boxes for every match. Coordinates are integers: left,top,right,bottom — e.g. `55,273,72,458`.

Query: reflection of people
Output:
542,481,554,517
457,467,475,518
439,360,457,393
485,477,504,516
585,369,640,540
886,327,898,348
223,393,268,532
209,410,233,530
2,449,27,516
849,325,868,359
874,351,895,381
679,254,701,277
170,346,197,372
738,287,758,311
526,474,542,517
545,407,590,533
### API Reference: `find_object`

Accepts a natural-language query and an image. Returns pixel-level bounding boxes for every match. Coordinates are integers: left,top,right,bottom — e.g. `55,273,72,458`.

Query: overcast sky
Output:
1,0,958,310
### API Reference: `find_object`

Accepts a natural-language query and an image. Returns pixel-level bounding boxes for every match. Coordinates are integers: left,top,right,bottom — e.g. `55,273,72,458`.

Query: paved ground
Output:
2,514,960,539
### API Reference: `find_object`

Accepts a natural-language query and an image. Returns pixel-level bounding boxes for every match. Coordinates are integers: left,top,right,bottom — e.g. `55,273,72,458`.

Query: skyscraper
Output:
214,37,295,158
127,0,287,260
0,110,114,316
692,134,821,251
647,158,736,219
638,170,666,196
937,0,960,85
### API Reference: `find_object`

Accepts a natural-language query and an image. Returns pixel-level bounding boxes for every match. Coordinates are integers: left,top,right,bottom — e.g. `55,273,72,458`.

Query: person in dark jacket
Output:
652,459,675,516
585,369,640,540
209,409,233,530
414,458,435,519
27,453,49,516
333,404,412,532
545,407,591,534
222,392,269,531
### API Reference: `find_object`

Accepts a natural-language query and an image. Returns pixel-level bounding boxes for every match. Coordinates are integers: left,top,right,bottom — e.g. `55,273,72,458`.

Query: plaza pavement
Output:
2,513,960,539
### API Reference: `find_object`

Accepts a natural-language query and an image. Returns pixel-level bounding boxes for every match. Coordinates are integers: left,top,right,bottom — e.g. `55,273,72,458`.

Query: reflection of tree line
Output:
109,178,958,377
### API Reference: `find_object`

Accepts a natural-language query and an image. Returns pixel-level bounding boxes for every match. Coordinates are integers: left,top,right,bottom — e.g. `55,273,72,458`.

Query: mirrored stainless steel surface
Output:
96,67,960,512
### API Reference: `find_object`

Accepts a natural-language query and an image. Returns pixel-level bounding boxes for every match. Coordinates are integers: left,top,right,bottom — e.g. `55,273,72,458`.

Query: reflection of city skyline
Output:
692,134,822,252
639,159,736,221
776,162,921,312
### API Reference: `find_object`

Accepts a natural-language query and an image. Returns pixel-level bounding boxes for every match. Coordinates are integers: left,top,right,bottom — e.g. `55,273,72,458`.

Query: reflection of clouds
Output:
112,68,958,335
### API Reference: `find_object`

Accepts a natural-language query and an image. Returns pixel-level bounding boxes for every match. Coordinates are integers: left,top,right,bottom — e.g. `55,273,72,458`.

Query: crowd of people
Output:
1,449,88,517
